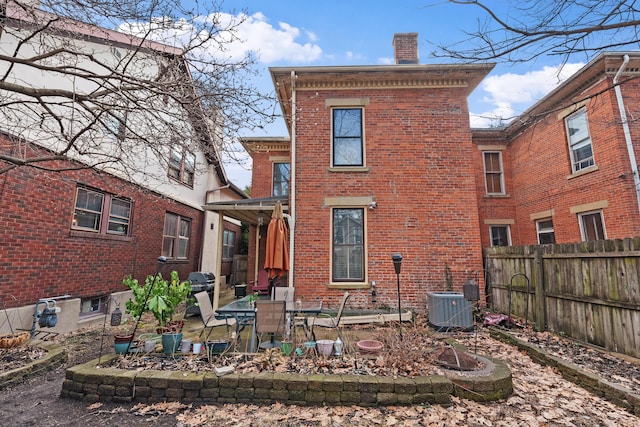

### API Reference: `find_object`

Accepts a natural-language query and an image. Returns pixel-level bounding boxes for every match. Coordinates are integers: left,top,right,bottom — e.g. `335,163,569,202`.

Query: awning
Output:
202,196,289,225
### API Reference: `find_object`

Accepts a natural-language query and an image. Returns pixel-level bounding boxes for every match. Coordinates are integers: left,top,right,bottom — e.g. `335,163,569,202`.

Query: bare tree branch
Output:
0,0,276,180
435,1,640,63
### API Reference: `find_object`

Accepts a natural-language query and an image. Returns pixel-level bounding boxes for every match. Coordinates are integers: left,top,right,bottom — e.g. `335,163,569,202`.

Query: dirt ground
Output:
2,318,640,426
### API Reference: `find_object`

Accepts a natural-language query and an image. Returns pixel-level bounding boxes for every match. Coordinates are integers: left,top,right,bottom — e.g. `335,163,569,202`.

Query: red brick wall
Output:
476,76,640,246
0,140,203,309
472,138,517,248
290,88,485,310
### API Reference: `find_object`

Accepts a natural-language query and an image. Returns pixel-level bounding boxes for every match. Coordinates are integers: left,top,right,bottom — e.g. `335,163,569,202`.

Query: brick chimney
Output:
393,33,419,64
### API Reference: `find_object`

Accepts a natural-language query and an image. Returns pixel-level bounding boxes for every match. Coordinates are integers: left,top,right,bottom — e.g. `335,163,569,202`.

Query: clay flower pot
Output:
113,333,134,344
357,339,384,355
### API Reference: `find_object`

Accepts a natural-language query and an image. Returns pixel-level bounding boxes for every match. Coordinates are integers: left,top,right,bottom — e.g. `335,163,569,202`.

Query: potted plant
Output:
123,270,191,354
247,291,259,307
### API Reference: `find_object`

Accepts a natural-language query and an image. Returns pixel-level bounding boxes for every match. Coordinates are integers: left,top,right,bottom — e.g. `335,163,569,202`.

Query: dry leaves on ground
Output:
113,330,640,426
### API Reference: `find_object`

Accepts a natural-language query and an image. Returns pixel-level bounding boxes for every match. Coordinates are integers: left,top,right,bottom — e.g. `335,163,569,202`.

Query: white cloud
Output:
119,12,322,64
470,63,585,128
224,13,322,63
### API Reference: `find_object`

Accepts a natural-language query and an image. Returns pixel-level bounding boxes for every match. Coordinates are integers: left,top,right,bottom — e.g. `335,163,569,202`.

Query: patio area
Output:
179,285,414,359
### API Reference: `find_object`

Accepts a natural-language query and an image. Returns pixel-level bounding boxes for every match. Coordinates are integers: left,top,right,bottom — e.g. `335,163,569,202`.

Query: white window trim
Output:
489,224,511,247
578,210,607,241
483,151,505,195
536,218,555,244
565,108,594,173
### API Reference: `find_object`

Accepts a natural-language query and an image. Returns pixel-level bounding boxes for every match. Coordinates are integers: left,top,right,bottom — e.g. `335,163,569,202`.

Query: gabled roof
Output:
3,1,183,56
2,0,237,190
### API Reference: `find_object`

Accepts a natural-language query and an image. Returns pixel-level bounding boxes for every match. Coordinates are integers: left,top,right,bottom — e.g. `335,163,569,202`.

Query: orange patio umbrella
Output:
264,202,289,280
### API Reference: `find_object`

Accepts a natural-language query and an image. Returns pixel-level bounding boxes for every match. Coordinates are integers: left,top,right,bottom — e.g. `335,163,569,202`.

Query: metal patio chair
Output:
272,286,294,302
194,291,236,342
254,300,286,350
313,291,350,349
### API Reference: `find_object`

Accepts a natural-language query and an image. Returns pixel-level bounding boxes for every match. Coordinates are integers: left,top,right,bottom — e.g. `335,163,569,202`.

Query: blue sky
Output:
194,1,588,188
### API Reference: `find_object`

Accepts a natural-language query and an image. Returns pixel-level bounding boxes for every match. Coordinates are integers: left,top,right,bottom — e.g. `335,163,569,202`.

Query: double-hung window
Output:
332,208,364,282
483,151,505,194
490,225,511,247
579,210,606,241
536,219,556,244
566,109,594,172
223,229,235,259
163,213,191,259
72,187,131,236
333,108,363,166
168,145,196,186
273,162,290,196
104,110,127,141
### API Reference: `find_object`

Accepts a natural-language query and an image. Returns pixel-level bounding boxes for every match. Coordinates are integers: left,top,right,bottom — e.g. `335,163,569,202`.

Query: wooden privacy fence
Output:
484,238,640,358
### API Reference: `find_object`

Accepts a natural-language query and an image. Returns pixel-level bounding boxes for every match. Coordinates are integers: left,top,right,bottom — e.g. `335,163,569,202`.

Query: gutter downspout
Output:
288,71,296,289
614,54,640,214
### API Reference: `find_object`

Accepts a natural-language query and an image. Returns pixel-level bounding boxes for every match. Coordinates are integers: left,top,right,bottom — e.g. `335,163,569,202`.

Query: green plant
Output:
123,271,191,327
248,292,259,304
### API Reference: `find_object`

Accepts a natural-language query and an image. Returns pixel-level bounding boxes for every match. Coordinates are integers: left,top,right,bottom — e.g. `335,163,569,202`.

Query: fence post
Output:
534,246,546,332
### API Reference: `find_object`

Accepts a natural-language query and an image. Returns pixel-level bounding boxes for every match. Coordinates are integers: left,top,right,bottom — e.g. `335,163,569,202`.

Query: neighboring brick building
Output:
474,52,640,248
0,3,245,335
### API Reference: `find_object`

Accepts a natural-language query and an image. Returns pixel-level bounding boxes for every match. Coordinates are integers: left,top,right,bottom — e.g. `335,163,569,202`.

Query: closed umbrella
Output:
264,202,289,280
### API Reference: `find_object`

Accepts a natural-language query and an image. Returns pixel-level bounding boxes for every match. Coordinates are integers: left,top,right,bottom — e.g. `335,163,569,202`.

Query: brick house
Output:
228,34,495,311
474,52,640,248
228,36,640,315
0,2,245,334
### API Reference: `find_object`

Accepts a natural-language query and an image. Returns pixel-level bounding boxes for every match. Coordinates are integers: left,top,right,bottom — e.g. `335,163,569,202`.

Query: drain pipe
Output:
613,54,640,214
288,70,296,289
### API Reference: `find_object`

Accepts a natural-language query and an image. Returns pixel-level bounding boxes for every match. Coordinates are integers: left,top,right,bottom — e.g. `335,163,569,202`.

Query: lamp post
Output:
391,253,403,341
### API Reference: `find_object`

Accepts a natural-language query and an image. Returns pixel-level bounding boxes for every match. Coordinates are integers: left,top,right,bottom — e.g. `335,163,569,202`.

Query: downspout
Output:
288,70,296,289
614,54,640,214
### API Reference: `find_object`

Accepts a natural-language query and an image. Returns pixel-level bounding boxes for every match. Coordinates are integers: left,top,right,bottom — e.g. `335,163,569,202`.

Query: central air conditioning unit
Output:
427,292,473,332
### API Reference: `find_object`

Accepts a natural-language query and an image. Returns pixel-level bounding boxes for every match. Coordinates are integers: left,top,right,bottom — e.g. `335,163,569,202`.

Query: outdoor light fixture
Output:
257,213,264,226
392,254,402,275
391,253,403,340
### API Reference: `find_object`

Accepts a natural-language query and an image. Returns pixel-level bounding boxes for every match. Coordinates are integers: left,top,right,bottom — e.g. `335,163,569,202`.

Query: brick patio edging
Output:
60,351,512,406
0,341,67,390
490,328,640,416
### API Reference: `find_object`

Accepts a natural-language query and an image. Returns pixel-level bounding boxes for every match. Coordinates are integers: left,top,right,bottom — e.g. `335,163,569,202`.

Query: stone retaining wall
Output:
61,353,512,406
0,341,67,390
490,329,640,416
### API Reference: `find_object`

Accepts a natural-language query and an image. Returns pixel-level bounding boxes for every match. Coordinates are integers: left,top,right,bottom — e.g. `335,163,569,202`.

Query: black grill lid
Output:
187,272,215,284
